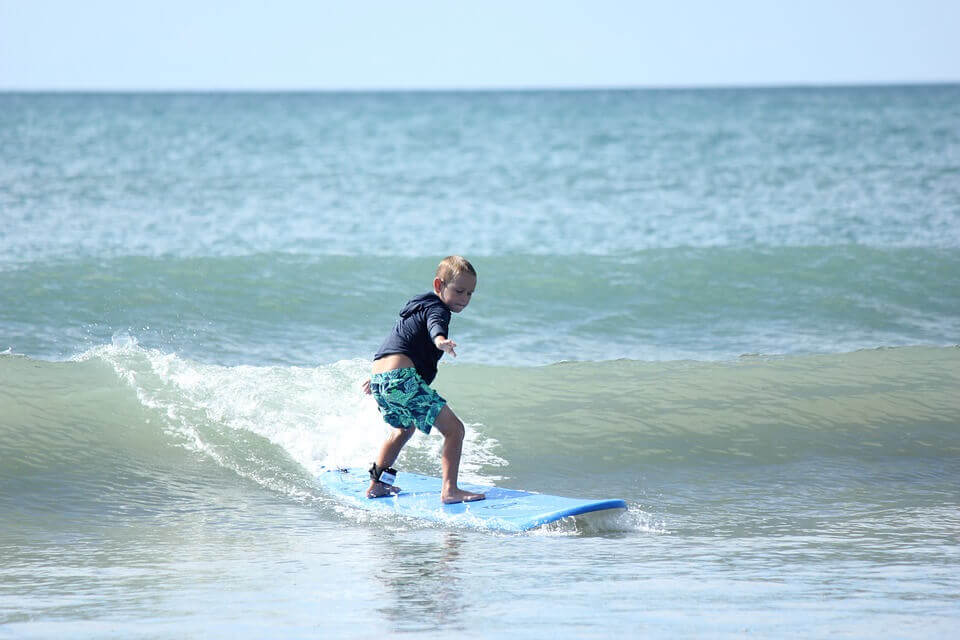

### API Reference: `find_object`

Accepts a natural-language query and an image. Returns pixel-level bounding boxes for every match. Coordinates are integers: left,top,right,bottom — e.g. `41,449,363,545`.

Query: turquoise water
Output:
2,87,960,637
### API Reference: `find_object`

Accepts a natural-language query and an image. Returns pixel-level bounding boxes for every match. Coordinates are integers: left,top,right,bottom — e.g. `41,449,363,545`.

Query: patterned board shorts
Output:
370,367,447,434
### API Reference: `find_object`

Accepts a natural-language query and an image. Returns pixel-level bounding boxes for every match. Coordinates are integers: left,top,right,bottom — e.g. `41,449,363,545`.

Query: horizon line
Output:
2,80,958,94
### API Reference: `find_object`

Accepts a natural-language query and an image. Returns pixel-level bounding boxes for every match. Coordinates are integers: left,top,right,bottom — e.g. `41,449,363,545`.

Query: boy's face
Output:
435,273,476,313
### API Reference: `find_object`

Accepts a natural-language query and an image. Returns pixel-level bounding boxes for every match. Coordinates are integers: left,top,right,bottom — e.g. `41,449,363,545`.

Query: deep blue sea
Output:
2,87,959,638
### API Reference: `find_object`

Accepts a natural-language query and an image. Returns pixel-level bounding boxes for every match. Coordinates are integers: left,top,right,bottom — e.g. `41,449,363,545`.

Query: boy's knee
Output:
436,410,464,441
390,426,416,443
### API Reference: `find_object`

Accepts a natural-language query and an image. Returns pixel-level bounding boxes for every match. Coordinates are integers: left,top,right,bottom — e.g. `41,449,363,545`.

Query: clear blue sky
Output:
2,0,958,90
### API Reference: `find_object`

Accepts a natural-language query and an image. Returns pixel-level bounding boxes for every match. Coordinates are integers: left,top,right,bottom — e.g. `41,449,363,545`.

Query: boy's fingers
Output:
438,338,457,356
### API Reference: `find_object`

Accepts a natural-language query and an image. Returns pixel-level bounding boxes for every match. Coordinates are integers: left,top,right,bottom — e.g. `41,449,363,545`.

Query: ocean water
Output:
2,87,959,637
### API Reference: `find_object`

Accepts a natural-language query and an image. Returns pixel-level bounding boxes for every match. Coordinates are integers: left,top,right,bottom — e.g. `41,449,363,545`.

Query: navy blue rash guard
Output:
373,293,451,384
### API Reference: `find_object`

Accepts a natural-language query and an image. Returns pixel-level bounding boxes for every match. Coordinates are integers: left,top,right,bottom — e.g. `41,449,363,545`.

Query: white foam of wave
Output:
76,336,507,495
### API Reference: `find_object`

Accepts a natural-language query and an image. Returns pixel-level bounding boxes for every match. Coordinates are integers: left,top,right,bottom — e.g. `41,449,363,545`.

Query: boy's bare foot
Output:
442,489,486,504
366,480,400,499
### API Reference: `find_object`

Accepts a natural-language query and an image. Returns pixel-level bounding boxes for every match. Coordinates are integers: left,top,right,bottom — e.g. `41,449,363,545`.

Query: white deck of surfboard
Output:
317,467,628,532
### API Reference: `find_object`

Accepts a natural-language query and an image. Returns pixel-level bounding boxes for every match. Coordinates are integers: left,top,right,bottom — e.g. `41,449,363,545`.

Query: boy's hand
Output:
435,336,458,357
361,378,371,395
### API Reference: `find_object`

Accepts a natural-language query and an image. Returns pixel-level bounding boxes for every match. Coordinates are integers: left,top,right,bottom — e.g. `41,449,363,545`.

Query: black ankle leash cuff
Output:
369,463,398,486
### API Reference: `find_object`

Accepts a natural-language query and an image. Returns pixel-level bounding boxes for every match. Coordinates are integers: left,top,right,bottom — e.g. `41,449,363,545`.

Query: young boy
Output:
362,255,486,504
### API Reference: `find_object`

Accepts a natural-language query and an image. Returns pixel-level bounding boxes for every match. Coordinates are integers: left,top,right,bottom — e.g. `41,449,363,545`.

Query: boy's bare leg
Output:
432,405,485,504
366,426,416,498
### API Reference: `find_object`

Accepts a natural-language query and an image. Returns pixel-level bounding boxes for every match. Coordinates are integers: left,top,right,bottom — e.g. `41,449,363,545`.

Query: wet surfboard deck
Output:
317,467,628,532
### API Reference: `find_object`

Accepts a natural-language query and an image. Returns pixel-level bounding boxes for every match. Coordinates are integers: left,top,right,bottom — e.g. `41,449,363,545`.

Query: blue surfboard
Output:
317,467,628,532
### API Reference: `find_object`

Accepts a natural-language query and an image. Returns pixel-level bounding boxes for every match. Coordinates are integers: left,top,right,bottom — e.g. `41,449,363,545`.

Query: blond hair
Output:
436,255,477,282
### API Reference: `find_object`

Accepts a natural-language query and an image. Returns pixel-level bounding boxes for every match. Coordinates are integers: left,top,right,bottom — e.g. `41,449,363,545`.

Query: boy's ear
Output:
433,277,444,294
